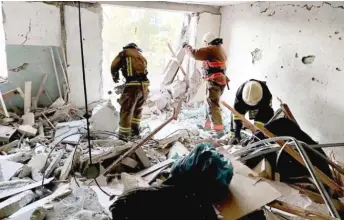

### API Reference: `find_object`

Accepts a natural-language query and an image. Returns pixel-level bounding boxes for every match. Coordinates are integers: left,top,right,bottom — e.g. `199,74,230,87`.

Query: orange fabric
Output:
207,61,226,68
213,124,224,131
204,73,230,85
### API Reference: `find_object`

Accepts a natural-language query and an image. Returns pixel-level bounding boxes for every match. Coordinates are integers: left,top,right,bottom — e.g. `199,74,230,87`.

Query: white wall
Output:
64,5,103,108
3,2,60,46
0,1,8,78
220,2,344,159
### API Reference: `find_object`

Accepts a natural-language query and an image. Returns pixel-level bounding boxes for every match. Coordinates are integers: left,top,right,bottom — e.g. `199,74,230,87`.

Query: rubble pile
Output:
0,90,342,220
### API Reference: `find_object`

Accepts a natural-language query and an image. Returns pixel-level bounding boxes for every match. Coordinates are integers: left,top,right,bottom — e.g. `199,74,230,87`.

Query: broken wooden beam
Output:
221,101,344,197
24,81,32,114
268,200,336,220
135,147,151,168
102,101,182,176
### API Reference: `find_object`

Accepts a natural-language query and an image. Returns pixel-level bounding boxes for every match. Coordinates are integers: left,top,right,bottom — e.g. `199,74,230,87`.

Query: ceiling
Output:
165,0,248,6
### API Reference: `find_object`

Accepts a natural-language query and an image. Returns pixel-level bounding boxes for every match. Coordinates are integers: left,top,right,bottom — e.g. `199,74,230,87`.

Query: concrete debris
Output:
120,173,149,192
90,100,119,133
0,125,17,142
21,112,35,126
18,125,37,137
166,80,187,99
168,141,190,159
0,159,24,181
121,157,139,169
301,55,315,64
0,190,35,218
49,97,65,108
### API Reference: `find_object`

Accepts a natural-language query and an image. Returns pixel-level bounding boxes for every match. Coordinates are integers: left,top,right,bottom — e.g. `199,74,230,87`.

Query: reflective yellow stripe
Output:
269,99,272,107
254,121,265,126
126,82,150,86
129,57,133,76
126,57,132,76
132,118,141,124
119,126,131,132
233,114,243,120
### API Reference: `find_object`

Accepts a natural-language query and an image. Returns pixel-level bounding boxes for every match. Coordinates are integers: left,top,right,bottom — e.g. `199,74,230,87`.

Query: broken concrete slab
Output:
89,100,119,133
50,97,65,108
18,125,37,137
68,210,110,220
52,120,86,146
9,184,72,219
168,141,190,159
45,187,109,220
160,47,186,88
0,177,53,199
60,148,80,180
44,150,64,178
81,144,131,165
166,80,187,99
121,173,149,192
158,129,189,149
135,159,175,178
0,179,34,191
135,147,151,168
28,154,48,171
21,112,35,126
0,151,32,163
121,157,138,169
0,140,19,152
0,159,24,181
0,125,17,142
0,190,35,218
16,165,31,178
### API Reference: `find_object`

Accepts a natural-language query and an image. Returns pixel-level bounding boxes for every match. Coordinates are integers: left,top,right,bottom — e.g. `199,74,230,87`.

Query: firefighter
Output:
233,79,274,143
182,32,229,138
111,43,149,141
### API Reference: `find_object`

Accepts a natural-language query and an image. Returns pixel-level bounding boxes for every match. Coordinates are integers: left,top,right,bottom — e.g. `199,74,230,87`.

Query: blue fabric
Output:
165,142,233,203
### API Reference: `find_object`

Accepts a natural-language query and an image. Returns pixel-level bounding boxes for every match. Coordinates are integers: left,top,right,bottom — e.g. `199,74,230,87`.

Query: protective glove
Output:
112,74,119,83
182,42,189,48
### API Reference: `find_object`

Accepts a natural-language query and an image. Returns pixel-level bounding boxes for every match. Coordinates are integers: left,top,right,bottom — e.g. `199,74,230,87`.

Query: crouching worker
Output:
111,43,149,141
183,32,230,138
232,79,274,143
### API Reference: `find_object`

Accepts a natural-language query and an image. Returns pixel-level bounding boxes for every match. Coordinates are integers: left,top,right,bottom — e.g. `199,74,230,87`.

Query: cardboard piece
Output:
216,147,282,220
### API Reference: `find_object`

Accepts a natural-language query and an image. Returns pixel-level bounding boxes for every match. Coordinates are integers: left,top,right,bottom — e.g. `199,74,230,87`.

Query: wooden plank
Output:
121,157,138,169
290,185,344,212
0,177,53,199
24,81,32,114
135,159,175,177
50,47,62,98
35,73,48,107
216,147,282,220
221,101,344,197
135,147,151,168
268,200,336,220
0,90,9,118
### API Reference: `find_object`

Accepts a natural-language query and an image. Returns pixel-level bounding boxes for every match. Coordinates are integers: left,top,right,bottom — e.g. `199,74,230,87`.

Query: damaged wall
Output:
220,1,344,159
1,1,104,108
65,4,103,107
0,1,7,78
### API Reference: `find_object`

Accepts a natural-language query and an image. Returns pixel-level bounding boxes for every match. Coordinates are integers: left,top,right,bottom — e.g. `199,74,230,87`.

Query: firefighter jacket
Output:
111,48,150,86
233,79,273,138
185,45,230,86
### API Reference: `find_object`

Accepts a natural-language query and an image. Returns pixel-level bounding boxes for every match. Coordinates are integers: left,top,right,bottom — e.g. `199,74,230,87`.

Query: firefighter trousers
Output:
205,82,225,131
119,84,149,137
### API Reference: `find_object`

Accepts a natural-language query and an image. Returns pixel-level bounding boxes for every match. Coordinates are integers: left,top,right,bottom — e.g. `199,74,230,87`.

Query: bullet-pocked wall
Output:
220,1,344,160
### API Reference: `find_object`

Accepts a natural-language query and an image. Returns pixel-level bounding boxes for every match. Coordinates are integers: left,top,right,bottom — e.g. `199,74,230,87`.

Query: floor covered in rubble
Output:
0,0,344,220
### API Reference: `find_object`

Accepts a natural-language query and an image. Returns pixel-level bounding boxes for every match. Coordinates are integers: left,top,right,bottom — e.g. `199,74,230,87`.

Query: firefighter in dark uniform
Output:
111,43,149,140
233,79,274,142
183,32,230,138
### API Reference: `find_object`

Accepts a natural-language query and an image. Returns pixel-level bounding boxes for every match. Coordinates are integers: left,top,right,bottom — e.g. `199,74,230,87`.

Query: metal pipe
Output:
253,136,340,218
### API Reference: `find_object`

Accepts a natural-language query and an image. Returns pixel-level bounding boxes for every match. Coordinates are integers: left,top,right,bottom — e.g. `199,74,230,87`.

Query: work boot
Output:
131,127,141,139
211,130,225,139
118,133,129,142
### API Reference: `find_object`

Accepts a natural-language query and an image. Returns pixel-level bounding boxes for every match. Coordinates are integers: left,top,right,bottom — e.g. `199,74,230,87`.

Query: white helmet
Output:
242,81,263,106
202,32,217,45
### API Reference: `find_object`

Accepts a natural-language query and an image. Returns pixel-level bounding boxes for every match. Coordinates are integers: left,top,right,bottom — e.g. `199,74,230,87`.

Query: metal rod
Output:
50,47,63,98
253,136,340,218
